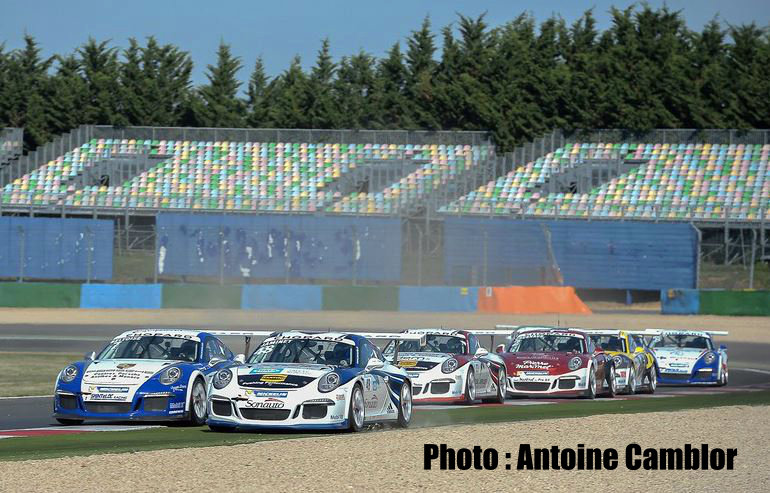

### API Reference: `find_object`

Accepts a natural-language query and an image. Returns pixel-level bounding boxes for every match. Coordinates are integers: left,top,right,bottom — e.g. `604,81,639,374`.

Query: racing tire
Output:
718,366,728,387
463,368,477,404
348,384,365,432
641,366,657,394
482,367,507,404
582,370,597,400
625,367,637,395
604,365,618,398
186,378,208,426
56,418,84,426
396,382,412,428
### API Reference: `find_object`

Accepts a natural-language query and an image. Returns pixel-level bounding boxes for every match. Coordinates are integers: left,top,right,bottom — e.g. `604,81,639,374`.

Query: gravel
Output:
1,405,766,493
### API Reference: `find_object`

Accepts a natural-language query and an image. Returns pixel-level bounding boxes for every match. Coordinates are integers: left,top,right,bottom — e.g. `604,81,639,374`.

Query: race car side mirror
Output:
235,354,245,364
475,347,489,357
84,351,96,361
366,358,385,370
634,346,645,353
209,357,225,366
496,344,505,353
719,345,727,350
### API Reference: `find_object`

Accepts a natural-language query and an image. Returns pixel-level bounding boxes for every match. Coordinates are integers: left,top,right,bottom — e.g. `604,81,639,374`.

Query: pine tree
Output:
307,38,338,128
335,51,379,128
195,41,245,128
48,55,87,134
272,56,309,128
377,43,412,128
405,16,439,128
78,38,125,125
246,57,273,127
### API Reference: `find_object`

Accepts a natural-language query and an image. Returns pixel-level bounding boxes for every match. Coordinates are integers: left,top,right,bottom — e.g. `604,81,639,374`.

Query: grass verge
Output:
0,352,80,397
1,390,768,462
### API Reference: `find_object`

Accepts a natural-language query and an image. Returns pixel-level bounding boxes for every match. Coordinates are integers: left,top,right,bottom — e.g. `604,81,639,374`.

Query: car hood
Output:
502,352,585,374
652,347,708,371
236,363,336,389
82,359,174,385
394,352,453,370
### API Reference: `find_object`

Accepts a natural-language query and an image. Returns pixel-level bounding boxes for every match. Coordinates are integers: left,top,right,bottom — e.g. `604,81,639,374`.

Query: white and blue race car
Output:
207,331,422,432
645,329,729,386
53,329,243,425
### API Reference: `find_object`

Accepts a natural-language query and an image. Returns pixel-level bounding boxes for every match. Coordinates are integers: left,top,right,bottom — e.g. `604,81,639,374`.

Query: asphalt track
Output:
1,323,770,431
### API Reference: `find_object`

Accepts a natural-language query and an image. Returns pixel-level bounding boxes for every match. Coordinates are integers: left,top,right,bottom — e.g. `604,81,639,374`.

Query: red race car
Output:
495,327,618,399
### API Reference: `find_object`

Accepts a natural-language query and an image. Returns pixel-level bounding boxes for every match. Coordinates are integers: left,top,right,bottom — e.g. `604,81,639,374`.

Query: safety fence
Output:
0,283,591,315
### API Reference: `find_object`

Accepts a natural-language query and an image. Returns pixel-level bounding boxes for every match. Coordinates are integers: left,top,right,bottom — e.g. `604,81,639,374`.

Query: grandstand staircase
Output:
75,152,172,188
526,157,648,209
327,158,425,198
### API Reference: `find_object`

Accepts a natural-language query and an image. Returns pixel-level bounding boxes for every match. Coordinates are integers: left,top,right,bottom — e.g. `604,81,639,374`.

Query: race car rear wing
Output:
207,330,278,357
348,332,428,361
643,329,729,336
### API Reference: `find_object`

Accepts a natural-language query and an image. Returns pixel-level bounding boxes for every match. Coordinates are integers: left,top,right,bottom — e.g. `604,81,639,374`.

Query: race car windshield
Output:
508,334,585,353
395,335,467,354
589,335,626,352
97,336,200,362
249,339,354,367
652,335,712,350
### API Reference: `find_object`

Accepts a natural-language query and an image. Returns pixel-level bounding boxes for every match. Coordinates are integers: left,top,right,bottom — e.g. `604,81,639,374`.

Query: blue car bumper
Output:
53,391,189,421
657,368,721,385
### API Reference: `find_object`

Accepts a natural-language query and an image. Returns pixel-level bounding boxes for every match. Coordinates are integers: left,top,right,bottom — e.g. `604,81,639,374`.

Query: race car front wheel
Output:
348,384,365,432
396,382,412,428
604,365,617,398
625,367,637,395
56,418,84,426
186,378,207,426
483,367,507,404
583,370,596,399
641,367,657,394
464,368,476,404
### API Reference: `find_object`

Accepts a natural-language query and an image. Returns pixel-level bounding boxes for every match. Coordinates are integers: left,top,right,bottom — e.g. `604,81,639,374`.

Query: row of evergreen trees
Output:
1,6,768,152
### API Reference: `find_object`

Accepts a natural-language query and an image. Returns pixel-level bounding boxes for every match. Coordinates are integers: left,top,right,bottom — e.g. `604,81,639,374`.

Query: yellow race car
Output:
585,330,656,394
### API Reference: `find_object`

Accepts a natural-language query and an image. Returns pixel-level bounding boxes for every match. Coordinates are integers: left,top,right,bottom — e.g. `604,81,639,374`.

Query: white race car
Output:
645,329,729,386
206,331,422,432
383,329,511,404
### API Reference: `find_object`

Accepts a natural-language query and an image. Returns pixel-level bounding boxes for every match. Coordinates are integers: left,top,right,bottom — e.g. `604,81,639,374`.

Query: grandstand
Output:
0,126,494,216
442,141,770,222
1,126,768,285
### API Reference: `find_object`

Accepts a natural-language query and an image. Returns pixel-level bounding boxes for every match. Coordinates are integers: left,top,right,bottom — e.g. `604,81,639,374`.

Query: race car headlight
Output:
703,352,716,364
159,366,182,386
441,358,459,374
568,357,582,371
60,365,78,383
213,369,233,389
318,372,341,393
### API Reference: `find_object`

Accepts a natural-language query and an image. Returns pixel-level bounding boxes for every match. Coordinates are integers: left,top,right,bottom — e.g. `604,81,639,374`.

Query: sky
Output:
2,0,769,85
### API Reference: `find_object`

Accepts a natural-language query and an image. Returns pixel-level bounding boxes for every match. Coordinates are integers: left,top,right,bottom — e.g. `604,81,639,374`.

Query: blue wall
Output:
156,213,401,282
0,217,113,280
242,284,322,310
81,284,162,309
444,218,697,290
399,286,479,312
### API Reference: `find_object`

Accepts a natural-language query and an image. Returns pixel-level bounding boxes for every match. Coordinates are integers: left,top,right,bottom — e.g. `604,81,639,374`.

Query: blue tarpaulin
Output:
156,213,401,282
0,217,113,280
